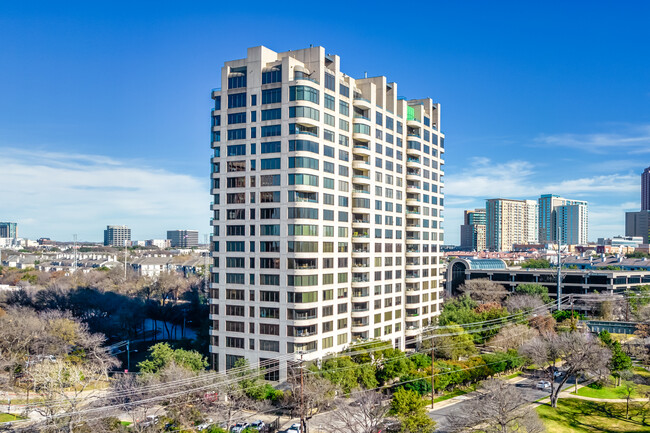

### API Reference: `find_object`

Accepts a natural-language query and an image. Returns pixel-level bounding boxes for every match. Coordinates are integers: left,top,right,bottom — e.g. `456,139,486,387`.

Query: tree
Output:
513,283,550,303
457,279,509,303
449,379,545,433
619,377,636,420
599,331,632,385
137,342,207,374
505,294,545,313
489,324,538,352
520,259,551,269
328,390,390,433
519,331,611,408
423,323,476,360
390,388,436,433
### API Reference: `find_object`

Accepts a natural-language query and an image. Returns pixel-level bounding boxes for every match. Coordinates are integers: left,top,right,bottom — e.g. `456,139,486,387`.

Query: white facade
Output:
210,46,445,379
486,199,537,251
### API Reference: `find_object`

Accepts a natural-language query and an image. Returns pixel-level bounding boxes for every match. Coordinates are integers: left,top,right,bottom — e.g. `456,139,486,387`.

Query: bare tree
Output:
505,295,545,313
488,324,539,352
327,390,390,433
457,279,509,304
450,379,545,433
519,331,611,408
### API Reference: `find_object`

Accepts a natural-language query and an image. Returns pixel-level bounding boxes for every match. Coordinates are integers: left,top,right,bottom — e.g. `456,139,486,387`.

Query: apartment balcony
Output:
405,323,420,337
352,288,369,299
352,258,369,269
352,230,370,239
405,272,420,281
351,318,370,329
406,118,420,128
353,95,372,110
352,331,369,341
292,115,319,128
211,88,221,99
353,143,371,156
353,124,371,142
352,302,369,313
406,157,421,167
352,159,370,170
352,172,371,184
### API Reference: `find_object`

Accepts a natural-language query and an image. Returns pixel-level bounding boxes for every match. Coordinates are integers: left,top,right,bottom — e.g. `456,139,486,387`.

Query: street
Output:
430,374,573,432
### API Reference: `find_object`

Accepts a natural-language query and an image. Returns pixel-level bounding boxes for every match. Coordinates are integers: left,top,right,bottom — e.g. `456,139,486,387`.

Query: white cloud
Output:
0,147,210,242
535,124,650,153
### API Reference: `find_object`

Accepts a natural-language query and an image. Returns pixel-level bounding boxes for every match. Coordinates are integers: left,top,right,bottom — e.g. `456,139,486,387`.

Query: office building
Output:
210,46,445,378
538,194,588,244
0,222,17,239
103,225,131,247
557,203,588,245
485,199,537,251
167,230,199,248
641,167,650,210
626,211,650,244
460,209,486,251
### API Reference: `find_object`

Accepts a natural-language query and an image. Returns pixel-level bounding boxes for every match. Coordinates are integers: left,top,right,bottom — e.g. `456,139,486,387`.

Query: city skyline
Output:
1,1,649,243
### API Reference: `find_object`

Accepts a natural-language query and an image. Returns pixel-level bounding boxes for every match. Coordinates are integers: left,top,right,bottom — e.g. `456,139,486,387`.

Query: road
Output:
430,374,573,432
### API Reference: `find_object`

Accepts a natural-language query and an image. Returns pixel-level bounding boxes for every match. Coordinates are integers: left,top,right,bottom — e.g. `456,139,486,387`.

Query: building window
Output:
262,88,282,104
261,125,282,137
228,93,246,108
262,66,282,84
289,85,319,104
324,72,336,91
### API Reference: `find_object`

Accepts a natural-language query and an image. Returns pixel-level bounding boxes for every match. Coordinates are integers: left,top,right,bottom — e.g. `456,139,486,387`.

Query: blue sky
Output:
1,1,649,243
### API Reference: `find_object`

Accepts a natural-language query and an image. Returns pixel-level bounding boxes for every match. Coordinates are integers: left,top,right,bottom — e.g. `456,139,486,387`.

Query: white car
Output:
197,419,214,431
250,420,266,431
287,423,301,433
536,380,551,389
231,422,250,433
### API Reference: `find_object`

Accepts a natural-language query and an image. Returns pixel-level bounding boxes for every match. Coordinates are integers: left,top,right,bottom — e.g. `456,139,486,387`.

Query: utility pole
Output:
431,339,435,409
556,231,561,311
127,340,131,372
124,240,127,280
300,352,306,433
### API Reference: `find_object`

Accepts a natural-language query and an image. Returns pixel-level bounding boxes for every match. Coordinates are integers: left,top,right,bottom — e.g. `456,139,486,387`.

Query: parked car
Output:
536,380,551,390
286,423,301,433
196,419,214,431
231,422,250,433
250,420,266,431
138,415,160,428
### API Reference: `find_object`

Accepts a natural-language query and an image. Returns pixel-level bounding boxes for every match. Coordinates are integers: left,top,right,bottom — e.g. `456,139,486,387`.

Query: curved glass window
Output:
289,139,319,154
289,156,319,170
288,173,319,186
288,207,318,219
289,106,320,121
290,85,319,104
353,123,370,135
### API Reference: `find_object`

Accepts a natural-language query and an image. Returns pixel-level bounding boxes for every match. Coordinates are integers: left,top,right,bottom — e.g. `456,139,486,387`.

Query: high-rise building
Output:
626,211,650,244
103,225,131,247
0,222,17,239
538,194,588,245
642,166,650,211
485,199,537,251
210,46,445,379
460,209,486,251
167,230,199,248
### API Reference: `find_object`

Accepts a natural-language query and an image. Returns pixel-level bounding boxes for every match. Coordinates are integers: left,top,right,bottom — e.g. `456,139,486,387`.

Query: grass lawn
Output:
434,389,467,403
505,371,523,380
537,398,650,432
572,372,650,399
0,413,24,422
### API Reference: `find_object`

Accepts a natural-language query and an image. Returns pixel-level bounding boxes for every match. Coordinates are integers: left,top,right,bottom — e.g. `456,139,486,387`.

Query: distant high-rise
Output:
167,230,199,248
486,199,538,251
0,222,17,239
104,225,131,247
538,194,588,245
460,209,486,251
642,166,650,211
626,211,650,244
